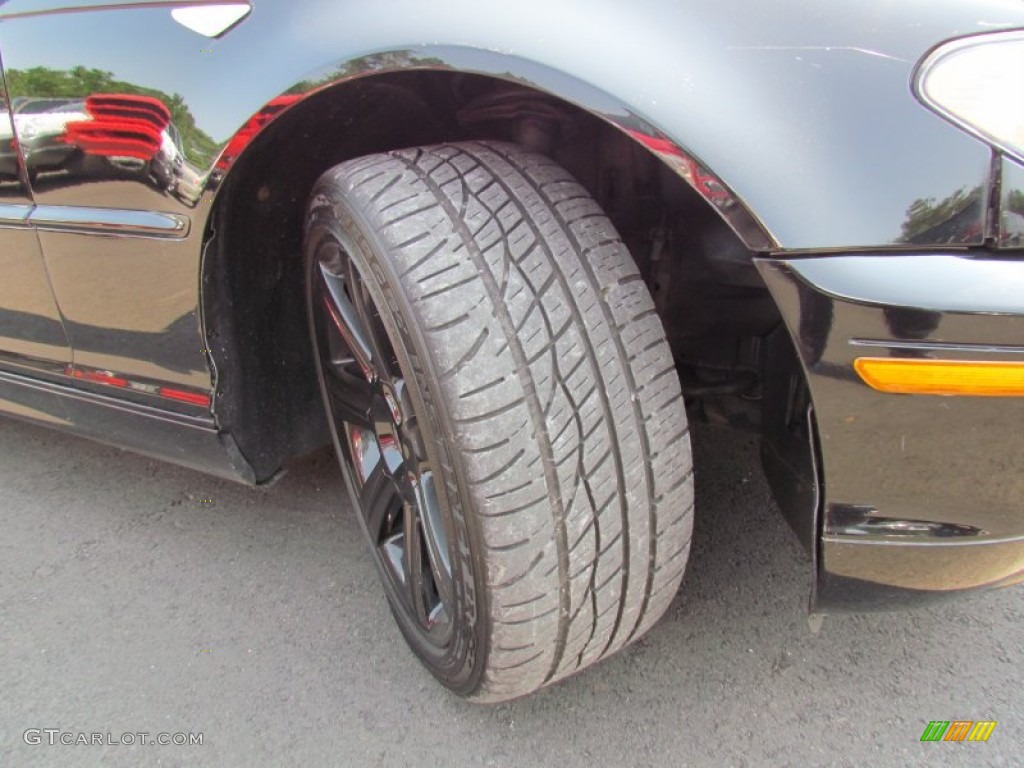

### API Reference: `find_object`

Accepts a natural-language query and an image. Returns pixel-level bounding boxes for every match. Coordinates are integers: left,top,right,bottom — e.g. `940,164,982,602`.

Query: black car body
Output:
1,0,1023,696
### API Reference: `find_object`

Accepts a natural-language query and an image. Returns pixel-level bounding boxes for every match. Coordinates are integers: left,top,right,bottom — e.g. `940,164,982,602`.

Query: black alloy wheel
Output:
311,242,456,645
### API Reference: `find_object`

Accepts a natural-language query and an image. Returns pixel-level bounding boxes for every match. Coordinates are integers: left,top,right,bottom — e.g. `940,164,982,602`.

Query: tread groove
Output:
439,326,489,381
453,396,525,426
401,238,450,278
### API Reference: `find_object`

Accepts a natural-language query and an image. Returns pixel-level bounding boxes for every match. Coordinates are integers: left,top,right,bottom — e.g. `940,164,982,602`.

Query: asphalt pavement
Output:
1,416,1021,767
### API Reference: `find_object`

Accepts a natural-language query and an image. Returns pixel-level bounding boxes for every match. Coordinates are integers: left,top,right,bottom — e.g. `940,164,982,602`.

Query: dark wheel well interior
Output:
203,70,793,485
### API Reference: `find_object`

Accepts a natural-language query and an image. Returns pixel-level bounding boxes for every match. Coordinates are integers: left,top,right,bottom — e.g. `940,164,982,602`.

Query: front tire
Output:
305,141,693,701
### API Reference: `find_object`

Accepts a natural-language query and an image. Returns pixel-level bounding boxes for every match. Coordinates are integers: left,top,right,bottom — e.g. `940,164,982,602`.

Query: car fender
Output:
211,0,1024,251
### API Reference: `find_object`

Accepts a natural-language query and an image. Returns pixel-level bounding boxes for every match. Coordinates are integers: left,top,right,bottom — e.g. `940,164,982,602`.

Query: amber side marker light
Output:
854,357,1024,397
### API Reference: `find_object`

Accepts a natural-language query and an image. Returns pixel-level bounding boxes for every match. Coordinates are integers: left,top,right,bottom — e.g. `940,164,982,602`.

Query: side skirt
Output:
0,368,254,484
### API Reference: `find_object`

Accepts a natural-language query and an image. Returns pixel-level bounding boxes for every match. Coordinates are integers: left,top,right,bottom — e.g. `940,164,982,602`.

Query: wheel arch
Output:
201,53,778,481
208,48,775,251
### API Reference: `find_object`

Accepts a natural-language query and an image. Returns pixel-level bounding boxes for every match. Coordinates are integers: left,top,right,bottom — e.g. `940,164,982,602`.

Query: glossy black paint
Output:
0,366,249,481
0,1,1018,398
757,253,1024,609
0,64,71,371
759,325,820,556
0,0,1022,613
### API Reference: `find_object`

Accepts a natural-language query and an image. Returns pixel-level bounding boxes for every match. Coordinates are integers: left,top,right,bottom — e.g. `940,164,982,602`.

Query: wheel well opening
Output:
203,70,788,481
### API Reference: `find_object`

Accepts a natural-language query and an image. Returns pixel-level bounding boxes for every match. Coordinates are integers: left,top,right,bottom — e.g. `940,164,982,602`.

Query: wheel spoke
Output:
393,378,422,456
318,262,376,381
380,534,406,589
402,497,431,625
311,231,456,645
376,426,404,470
417,472,454,607
358,456,400,545
348,258,400,385
345,425,381,484
324,366,376,432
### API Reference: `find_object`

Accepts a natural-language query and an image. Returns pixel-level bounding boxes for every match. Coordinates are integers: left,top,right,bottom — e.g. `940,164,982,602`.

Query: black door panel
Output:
0,66,70,372
0,3,239,391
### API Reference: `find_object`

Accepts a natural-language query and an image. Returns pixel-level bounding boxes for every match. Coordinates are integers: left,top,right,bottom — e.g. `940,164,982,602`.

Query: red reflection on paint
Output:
216,94,301,170
68,367,129,388
65,364,211,408
626,128,730,203
157,387,212,407
62,94,170,160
